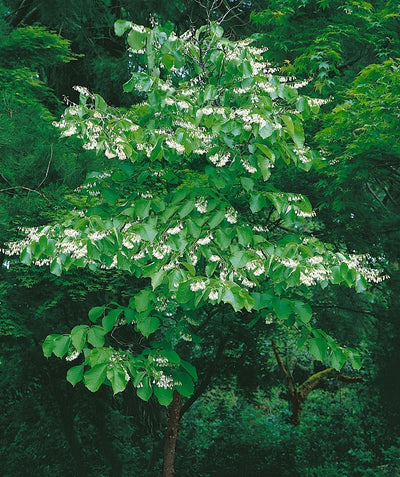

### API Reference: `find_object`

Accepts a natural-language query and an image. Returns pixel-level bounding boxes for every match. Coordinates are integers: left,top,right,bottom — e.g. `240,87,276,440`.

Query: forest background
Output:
0,0,400,475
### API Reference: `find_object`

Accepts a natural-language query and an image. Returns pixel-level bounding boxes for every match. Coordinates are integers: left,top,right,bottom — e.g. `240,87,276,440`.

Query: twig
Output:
36,144,53,189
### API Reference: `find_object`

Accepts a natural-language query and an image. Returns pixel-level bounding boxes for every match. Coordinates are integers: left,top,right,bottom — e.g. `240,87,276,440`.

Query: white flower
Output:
73,85,91,96
197,234,213,245
61,126,78,137
190,280,206,292
195,197,208,214
177,100,190,110
64,229,80,238
209,289,219,300
295,210,316,218
225,207,238,224
209,152,231,167
166,223,183,235
66,350,80,362
241,159,257,174
154,356,169,367
154,371,174,389
165,138,185,154
88,231,107,241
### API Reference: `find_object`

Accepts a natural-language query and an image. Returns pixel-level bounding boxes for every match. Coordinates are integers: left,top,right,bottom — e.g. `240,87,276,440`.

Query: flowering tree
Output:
5,20,385,471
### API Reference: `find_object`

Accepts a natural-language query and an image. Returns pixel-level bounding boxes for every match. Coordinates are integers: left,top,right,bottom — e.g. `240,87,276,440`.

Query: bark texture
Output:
162,391,183,477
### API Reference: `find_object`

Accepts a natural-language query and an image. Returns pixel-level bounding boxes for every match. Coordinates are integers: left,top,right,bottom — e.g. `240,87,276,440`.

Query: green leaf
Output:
347,349,362,370
240,177,254,192
174,371,194,397
101,188,119,205
137,315,160,337
251,291,273,311
230,250,250,269
87,326,107,347
42,334,58,358
84,364,107,392
50,258,62,277
20,247,32,265
151,269,166,289
293,301,312,323
257,155,272,181
107,365,129,394
179,200,195,218
89,306,105,323
136,376,152,401
159,349,181,364
214,229,232,249
114,20,132,37
102,308,122,332
67,365,84,386
176,281,192,304
53,335,70,358
124,307,136,324
71,325,89,353
331,349,347,370
137,223,158,241
153,386,174,406
181,360,198,381
221,286,253,312
309,338,328,361
259,122,274,139
135,199,151,218
127,29,146,51
272,297,292,320
237,227,253,246
135,289,155,313
250,193,267,213
209,210,225,229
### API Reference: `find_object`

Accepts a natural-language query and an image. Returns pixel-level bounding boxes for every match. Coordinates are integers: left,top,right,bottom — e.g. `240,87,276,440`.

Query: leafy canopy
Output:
5,20,385,404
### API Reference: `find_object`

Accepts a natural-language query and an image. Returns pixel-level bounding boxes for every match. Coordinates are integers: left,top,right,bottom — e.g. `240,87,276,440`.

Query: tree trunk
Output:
162,391,183,477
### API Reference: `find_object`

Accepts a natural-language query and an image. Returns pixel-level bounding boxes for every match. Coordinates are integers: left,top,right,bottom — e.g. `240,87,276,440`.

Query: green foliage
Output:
5,19,382,408
251,0,400,92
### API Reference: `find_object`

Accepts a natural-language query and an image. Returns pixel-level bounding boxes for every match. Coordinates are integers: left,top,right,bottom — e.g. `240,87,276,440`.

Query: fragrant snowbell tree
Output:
5,21,385,405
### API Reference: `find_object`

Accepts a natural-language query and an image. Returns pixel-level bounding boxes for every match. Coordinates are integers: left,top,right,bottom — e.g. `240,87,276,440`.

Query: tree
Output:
4,19,384,475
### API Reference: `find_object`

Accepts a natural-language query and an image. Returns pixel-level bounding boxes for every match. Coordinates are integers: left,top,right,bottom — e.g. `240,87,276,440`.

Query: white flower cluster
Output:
190,280,206,292
341,254,389,283
165,138,185,154
153,356,169,367
166,223,183,235
246,260,265,276
209,289,219,300
153,242,172,260
225,207,238,224
209,151,231,167
66,350,80,362
153,371,174,389
195,197,208,214
300,267,331,286
241,158,257,174
197,234,213,246
240,276,257,288
73,85,91,96
293,147,311,164
295,210,316,218
276,257,299,268
177,100,190,110
122,233,141,248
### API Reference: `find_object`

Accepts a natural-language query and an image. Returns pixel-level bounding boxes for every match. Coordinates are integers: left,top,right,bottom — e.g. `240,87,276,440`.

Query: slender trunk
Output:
162,391,183,477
